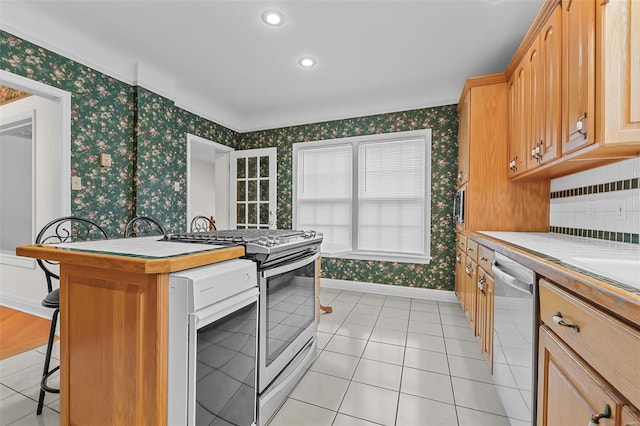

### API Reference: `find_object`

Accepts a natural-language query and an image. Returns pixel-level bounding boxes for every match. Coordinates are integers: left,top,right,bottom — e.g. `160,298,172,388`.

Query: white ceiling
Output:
0,0,543,132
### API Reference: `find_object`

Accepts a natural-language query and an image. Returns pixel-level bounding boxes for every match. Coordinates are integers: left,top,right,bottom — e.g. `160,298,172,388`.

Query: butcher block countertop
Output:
16,236,245,274
472,232,640,326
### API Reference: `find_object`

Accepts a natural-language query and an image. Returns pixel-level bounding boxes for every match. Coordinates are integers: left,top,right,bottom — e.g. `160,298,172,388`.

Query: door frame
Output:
186,133,234,230
0,70,71,268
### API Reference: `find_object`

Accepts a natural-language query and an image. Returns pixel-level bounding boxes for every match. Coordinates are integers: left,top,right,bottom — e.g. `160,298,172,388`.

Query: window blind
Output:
358,138,425,255
296,145,352,254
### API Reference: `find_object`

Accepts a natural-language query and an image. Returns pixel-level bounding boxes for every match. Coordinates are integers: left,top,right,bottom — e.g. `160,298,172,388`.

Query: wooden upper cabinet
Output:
526,38,543,171
508,67,528,176
562,0,596,154
597,0,640,145
622,405,640,426
457,93,470,188
540,4,562,164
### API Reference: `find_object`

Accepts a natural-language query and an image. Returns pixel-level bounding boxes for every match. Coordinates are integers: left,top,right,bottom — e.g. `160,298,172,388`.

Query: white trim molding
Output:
0,293,53,320
320,278,457,303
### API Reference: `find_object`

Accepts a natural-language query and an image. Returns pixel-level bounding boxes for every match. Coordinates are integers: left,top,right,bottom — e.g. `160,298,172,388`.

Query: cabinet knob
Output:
480,256,488,261
552,311,580,332
477,277,486,293
576,112,588,139
588,404,611,425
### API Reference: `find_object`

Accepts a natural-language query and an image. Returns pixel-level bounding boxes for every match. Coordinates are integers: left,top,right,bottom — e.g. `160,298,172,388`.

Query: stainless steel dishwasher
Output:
491,252,537,425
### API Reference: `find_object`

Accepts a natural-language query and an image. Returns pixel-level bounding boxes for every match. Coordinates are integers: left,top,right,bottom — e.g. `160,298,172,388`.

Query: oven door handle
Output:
262,251,320,279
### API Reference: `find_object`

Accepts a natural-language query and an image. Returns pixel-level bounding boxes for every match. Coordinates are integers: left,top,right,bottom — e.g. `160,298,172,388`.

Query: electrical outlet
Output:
586,201,595,217
174,182,180,192
71,176,82,190
617,199,627,220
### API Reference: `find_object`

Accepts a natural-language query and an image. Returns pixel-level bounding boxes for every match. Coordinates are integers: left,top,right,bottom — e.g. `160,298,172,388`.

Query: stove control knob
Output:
258,237,268,246
274,237,281,246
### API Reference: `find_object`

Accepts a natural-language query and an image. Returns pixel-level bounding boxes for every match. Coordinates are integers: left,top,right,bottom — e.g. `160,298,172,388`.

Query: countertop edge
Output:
16,244,246,274
469,232,640,327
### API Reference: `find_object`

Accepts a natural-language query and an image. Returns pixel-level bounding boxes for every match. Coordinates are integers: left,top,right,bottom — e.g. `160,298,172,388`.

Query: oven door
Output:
258,251,319,392
188,288,259,426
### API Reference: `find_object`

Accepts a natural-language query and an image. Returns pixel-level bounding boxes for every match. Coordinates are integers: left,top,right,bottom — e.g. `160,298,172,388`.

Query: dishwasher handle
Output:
492,260,533,295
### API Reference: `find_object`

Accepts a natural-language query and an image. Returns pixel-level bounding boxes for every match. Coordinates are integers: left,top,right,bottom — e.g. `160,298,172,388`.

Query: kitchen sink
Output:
562,256,640,289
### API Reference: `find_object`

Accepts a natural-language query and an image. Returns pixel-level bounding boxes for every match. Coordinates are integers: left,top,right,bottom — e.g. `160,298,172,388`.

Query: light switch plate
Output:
71,176,82,190
174,182,180,192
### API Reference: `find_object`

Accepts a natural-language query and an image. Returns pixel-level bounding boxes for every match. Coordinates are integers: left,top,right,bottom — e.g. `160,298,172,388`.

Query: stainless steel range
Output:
164,229,322,426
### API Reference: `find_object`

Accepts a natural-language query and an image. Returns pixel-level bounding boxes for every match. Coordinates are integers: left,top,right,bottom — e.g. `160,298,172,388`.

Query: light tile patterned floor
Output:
0,341,60,426
0,289,530,426
269,289,530,426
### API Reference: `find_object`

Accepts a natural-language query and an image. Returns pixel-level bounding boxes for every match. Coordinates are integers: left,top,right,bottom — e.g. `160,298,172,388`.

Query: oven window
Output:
265,261,316,366
195,302,257,426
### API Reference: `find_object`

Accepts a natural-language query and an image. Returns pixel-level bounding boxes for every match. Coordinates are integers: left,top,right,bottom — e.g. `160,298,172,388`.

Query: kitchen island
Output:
16,238,244,426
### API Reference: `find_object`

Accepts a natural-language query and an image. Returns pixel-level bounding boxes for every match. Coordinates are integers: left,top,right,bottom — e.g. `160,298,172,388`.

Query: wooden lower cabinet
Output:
463,257,477,332
476,271,494,370
455,249,465,305
537,326,623,426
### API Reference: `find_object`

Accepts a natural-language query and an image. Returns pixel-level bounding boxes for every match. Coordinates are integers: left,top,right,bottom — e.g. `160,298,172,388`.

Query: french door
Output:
230,148,277,229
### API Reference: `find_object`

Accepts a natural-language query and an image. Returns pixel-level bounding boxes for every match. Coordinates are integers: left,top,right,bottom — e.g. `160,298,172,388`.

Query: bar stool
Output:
35,216,109,414
124,215,164,237
190,215,216,232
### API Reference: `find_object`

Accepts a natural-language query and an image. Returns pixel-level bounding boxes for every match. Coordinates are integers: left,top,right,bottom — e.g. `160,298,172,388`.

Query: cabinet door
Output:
562,0,596,154
509,67,528,175
526,37,543,171
457,93,470,187
540,4,562,164
537,326,621,426
599,0,640,144
463,258,477,333
455,249,465,305
508,76,519,174
477,271,494,371
622,405,640,426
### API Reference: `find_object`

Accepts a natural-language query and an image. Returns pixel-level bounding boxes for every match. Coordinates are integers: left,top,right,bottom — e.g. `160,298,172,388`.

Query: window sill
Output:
321,251,431,265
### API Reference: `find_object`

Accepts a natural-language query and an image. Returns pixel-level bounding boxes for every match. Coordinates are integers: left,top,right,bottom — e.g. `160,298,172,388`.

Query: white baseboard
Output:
0,293,53,319
320,278,457,303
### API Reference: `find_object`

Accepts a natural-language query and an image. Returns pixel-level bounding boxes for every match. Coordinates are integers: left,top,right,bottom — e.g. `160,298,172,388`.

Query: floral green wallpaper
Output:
1,31,239,237
134,87,238,233
2,30,459,290
238,106,459,289
1,31,136,237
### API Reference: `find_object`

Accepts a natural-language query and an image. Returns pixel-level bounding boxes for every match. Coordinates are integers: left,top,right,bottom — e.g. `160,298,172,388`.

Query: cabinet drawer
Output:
477,245,494,275
466,239,478,262
539,279,640,408
457,233,467,252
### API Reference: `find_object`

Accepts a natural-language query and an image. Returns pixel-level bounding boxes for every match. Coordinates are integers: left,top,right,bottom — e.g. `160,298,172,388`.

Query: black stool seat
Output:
42,289,59,309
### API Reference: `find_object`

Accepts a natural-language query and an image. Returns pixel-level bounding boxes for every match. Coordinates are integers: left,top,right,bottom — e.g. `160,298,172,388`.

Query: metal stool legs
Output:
37,308,60,415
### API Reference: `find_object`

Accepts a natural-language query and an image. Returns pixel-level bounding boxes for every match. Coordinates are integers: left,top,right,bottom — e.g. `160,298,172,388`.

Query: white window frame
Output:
293,129,432,264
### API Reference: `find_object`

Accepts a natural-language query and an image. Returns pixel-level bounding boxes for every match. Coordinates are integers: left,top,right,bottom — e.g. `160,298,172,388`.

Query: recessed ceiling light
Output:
261,10,285,26
298,57,317,68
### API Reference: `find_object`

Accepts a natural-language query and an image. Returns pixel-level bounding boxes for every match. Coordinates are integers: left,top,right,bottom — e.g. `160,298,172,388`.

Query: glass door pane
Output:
230,148,277,229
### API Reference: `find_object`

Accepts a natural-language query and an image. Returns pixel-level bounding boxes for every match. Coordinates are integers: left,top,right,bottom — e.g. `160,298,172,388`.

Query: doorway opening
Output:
186,133,234,231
